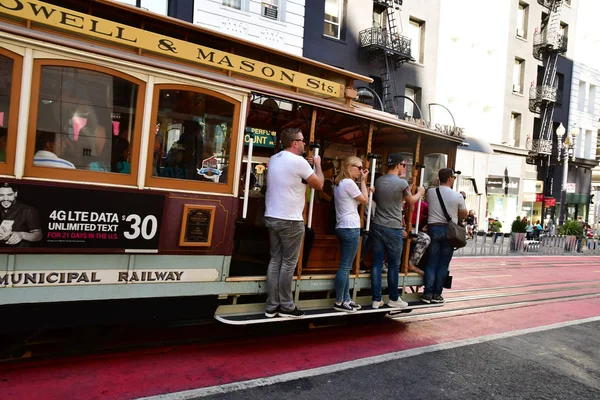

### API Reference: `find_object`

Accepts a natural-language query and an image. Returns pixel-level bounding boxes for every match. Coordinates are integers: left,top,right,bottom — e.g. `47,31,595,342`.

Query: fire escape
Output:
526,0,568,165
358,1,412,115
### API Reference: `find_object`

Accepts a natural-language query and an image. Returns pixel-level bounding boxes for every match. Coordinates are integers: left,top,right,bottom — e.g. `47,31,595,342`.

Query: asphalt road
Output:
202,320,600,400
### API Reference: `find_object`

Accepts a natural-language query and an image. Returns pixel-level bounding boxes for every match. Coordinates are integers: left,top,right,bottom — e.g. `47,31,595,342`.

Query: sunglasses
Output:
292,138,306,143
353,165,364,171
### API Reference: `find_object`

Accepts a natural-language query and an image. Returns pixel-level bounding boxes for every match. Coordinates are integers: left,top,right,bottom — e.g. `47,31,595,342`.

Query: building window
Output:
146,86,241,194
262,0,279,20
404,86,422,119
372,5,385,29
578,81,586,111
408,17,425,63
0,48,22,176
26,61,145,186
559,22,568,39
324,0,345,40
508,112,521,147
223,0,242,10
517,2,528,38
114,0,169,15
588,85,596,114
513,58,524,94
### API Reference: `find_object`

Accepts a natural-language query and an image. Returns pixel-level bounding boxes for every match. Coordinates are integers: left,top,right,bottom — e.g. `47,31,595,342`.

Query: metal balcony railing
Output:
529,85,558,112
537,0,562,12
529,138,553,155
533,30,568,60
358,27,412,58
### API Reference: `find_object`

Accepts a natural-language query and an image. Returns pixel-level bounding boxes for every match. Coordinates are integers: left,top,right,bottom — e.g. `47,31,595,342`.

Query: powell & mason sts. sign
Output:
0,0,345,98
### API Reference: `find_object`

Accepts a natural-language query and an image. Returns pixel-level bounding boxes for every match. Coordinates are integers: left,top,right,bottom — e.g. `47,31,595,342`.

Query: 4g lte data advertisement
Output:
0,181,165,250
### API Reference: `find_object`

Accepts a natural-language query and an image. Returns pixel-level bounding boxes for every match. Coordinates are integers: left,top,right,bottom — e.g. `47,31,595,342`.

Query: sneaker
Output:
421,293,433,304
278,307,305,318
264,306,279,318
348,301,362,310
387,298,408,308
333,302,357,313
431,294,445,304
372,300,384,309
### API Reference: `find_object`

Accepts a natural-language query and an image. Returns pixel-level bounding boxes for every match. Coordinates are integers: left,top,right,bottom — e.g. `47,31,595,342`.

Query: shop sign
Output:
0,0,344,98
523,180,544,194
544,197,556,207
524,193,544,202
486,175,519,195
566,183,576,193
244,127,276,148
0,181,165,250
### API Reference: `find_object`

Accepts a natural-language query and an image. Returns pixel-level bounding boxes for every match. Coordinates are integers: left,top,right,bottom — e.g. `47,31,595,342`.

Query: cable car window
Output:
0,54,14,164
423,153,448,187
33,66,138,174
152,89,234,184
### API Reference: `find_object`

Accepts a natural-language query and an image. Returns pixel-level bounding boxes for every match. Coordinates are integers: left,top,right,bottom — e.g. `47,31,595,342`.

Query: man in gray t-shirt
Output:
369,153,424,310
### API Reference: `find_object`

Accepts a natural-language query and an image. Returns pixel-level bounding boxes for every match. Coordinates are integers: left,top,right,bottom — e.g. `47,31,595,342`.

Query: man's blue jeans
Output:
264,217,304,312
424,224,454,296
335,228,360,303
370,223,403,302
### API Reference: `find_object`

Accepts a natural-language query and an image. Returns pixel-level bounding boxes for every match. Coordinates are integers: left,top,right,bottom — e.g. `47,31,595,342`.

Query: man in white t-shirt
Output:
264,127,324,318
422,168,467,304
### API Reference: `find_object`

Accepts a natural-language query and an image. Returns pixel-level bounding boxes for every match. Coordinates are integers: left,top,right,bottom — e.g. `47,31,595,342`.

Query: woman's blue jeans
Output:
370,223,403,302
424,224,454,296
335,228,360,303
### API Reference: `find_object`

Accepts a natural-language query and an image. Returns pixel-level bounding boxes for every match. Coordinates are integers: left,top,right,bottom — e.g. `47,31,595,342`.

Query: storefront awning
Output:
458,136,494,154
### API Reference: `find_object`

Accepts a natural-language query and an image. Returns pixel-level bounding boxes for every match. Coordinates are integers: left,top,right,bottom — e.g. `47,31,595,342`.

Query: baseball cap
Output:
386,152,405,166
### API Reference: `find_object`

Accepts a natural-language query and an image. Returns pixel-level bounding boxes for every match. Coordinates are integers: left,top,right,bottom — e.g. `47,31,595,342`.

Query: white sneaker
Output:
372,300,384,309
387,298,408,308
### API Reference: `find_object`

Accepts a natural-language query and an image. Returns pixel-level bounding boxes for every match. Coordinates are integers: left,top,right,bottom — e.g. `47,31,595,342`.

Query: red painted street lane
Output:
1,257,600,400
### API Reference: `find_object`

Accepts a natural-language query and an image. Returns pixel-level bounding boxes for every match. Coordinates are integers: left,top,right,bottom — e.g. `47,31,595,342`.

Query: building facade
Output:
115,0,306,56
568,0,600,228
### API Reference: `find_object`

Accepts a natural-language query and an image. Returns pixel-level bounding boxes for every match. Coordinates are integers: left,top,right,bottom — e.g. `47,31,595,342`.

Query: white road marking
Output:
136,316,600,400
458,274,512,280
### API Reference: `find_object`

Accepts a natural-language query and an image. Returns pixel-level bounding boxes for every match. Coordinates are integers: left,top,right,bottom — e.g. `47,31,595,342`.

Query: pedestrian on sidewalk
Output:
422,168,467,304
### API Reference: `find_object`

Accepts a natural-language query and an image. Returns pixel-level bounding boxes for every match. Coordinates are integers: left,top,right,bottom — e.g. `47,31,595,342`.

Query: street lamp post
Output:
556,123,578,226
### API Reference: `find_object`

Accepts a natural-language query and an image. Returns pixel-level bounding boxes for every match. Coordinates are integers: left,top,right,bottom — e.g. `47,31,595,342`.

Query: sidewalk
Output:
454,233,600,257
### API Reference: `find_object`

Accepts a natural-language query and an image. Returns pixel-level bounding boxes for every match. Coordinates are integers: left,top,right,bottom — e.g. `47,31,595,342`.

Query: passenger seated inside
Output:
33,131,76,169
111,136,131,174
164,120,203,180
403,195,430,276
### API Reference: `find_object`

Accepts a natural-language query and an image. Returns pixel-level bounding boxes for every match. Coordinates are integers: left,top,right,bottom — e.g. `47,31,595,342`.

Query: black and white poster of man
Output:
0,183,43,247
0,181,165,251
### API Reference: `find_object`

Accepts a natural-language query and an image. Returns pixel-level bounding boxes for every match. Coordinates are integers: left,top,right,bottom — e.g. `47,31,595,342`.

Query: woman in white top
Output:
333,156,369,312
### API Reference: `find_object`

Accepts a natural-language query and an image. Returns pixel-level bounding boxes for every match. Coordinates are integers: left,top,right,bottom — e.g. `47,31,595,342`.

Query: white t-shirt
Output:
33,150,76,169
334,178,362,229
427,185,466,224
265,150,315,221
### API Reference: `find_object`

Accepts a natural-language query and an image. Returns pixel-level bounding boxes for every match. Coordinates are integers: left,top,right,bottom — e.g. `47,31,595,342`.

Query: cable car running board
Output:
215,302,443,325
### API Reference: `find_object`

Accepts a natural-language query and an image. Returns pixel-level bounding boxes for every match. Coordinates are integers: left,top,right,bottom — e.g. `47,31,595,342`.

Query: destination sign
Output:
0,0,345,98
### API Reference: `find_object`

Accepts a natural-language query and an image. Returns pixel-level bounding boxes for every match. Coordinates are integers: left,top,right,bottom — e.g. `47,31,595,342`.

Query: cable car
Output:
0,0,462,325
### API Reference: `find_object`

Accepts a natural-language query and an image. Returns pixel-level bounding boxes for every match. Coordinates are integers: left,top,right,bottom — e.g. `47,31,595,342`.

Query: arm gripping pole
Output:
365,154,378,232
307,146,320,229
242,132,254,220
